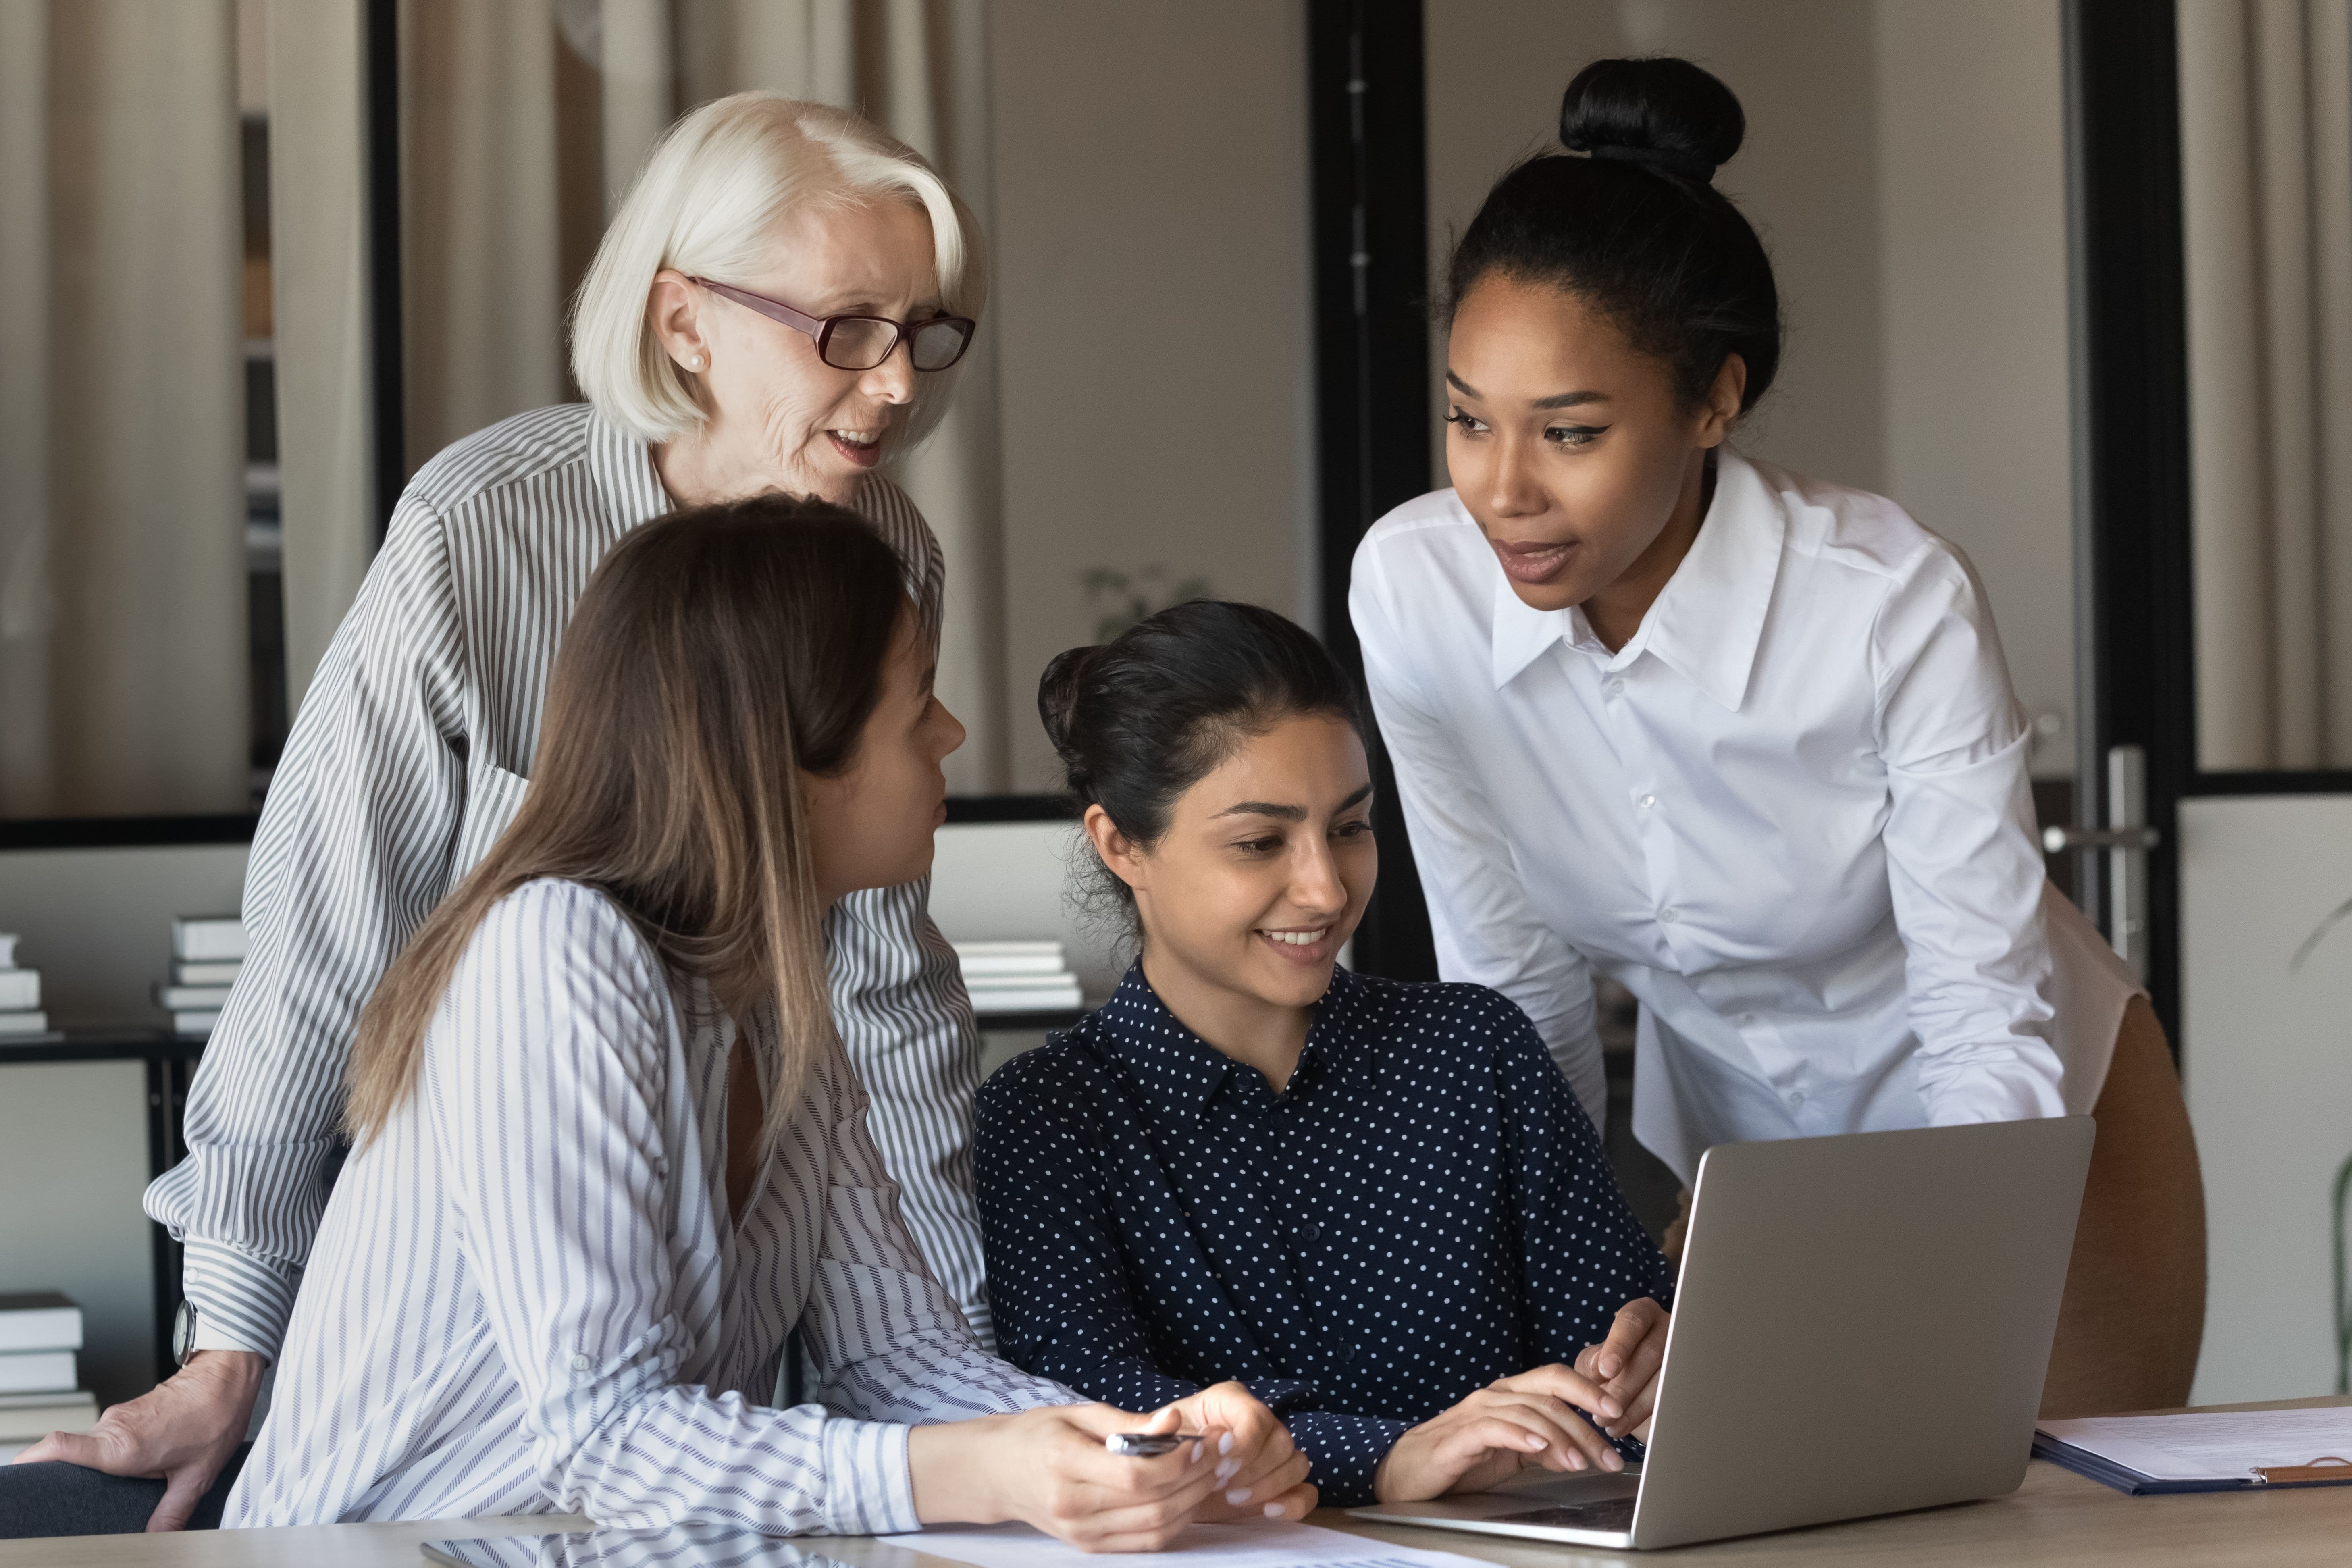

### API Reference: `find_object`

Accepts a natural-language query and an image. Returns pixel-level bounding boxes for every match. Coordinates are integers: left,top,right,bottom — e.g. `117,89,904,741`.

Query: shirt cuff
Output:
177,1237,298,1363
1285,1410,1415,1508
188,1320,271,1362
825,1418,921,1536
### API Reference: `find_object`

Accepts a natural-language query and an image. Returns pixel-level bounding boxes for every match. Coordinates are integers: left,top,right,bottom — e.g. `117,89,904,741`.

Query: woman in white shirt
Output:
1349,57,2202,1415
230,498,1313,1546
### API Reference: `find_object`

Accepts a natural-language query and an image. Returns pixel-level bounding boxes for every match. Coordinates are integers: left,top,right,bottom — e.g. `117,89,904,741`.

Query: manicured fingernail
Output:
1189,1441,1205,1465
1215,1457,1239,1482
1523,1434,1546,1450
1605,1452,1624,1471
1566,1452,1586,1470
1264,1502,1285,1518
1226,1487,1252,1505
1219,1432,1235,1456
1602,1400,1622,1418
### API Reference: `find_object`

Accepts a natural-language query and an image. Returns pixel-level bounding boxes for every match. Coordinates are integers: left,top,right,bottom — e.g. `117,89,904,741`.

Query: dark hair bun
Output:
1559,57,1745,181
1036,645,1099,759
1449,53,1778,414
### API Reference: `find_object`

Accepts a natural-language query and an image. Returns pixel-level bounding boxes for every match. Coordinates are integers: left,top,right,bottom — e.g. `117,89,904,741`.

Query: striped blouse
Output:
227,879,1076,1530
144,405,992,1356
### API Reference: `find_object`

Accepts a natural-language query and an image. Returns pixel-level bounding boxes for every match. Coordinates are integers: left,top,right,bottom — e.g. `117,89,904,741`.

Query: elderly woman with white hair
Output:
9,95,1023,1534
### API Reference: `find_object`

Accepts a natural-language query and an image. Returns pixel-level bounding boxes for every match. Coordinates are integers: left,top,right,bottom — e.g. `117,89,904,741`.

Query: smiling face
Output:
1444,276,1743,626
1090,712,1376,1021
649,198,947,505
802,607,967,904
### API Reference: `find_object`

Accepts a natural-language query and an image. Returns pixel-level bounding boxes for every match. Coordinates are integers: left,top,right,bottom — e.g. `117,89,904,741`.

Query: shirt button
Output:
1786,1091,1805,1108
572,1353,592,1371
1638,793,1658,809
1297,1222,1322,1245
1659,907,1680,923
1605,678,1627,697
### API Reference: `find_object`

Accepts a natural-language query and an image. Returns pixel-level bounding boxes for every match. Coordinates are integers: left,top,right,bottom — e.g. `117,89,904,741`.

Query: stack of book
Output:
952,941,1083,1015
0,1294,95,1462
157,915,247,1038
0,934,52,1041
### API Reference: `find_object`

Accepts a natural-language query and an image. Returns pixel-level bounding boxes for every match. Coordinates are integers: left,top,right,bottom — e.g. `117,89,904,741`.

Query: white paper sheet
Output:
2038,1406,2352,1482
878,1520,1491,1568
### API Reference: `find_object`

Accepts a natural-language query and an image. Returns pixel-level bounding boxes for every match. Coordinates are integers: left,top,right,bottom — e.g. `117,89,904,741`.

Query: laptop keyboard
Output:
1487,1497,1639,1531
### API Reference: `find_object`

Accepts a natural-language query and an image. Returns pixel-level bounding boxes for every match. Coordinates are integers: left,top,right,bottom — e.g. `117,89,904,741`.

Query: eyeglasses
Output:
687,277,976,372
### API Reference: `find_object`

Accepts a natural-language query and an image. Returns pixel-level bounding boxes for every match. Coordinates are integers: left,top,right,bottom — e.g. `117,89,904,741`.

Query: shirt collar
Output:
1487,449,1784,711
1084,961,1365,1111
587,406,674,530
1088,962,1234,1111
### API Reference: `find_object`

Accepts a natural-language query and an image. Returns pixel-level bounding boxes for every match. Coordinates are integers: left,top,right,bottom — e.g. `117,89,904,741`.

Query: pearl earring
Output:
688,354,705,371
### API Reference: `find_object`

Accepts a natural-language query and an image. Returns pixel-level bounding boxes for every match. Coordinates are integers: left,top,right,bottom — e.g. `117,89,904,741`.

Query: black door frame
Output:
1308,0,1438,981
2063,0,2194,1041
366,0,408,539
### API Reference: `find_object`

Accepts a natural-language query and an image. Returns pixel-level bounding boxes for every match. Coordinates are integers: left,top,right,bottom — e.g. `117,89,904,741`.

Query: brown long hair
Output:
343,494,909,1148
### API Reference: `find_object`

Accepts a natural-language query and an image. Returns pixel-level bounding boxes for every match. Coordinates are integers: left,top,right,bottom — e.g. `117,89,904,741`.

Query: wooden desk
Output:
9,1400,2346,1567
0,1514,584,1568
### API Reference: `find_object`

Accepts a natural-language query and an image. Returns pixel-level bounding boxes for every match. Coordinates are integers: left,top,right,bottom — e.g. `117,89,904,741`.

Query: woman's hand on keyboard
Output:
1576,1297,1671,1442
1371,1364,1629,1503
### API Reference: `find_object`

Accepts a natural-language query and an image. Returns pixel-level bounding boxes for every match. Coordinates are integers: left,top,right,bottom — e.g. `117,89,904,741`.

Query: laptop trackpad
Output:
1367,1469,1640,1522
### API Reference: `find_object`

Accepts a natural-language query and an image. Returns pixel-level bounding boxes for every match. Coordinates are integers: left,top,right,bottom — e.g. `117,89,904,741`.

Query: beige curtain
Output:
267,0,378,712
400,0,569,469
0,0,249,817
2180,0,2352,769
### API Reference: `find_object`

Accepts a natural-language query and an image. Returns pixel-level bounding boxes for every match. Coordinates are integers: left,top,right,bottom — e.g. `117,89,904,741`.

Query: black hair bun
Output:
1036,645,1100,757
1559,57,1745,183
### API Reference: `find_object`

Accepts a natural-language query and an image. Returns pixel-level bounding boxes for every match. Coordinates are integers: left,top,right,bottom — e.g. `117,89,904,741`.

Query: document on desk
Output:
879,1520,1491,1567
2035,1406,2352,1493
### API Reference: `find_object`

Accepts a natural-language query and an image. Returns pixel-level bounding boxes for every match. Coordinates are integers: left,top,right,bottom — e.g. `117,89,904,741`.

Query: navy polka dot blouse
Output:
975,961,1673,1507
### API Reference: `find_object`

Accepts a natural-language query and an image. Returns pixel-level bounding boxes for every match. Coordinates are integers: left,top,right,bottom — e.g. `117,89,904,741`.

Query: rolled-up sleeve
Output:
1871,548,2063,1124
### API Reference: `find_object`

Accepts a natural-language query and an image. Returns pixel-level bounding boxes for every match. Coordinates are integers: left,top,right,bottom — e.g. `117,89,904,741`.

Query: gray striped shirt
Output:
226,879,1073,1529
145,404,991,1358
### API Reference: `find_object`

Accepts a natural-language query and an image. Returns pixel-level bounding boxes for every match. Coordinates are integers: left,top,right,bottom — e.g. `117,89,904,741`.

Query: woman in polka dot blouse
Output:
975,601,1675,1510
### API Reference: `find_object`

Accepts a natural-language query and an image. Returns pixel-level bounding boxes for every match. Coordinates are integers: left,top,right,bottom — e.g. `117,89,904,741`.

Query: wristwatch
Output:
171,1297,198,1367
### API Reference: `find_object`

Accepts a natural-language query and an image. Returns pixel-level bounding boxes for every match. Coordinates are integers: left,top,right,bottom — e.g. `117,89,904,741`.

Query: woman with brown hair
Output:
222,497,1312,1547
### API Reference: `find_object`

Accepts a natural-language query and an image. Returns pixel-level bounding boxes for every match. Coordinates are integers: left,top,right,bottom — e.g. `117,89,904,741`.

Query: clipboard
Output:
2035,1434,2352,1495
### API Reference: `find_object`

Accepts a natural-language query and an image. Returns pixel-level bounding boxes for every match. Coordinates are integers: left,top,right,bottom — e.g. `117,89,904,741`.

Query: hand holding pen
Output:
1110,1383,1318,1523
906,1381,1313,1551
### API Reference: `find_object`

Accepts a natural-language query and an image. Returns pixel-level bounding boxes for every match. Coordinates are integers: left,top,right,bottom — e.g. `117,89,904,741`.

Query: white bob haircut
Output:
572,92,985,449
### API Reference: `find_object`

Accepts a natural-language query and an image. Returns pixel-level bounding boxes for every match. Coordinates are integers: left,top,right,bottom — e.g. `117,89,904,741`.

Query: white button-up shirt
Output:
1350,451,2073,1180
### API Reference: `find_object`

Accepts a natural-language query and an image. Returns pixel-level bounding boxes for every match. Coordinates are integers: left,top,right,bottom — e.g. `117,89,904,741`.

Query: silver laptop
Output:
1347,1116,2094,1551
